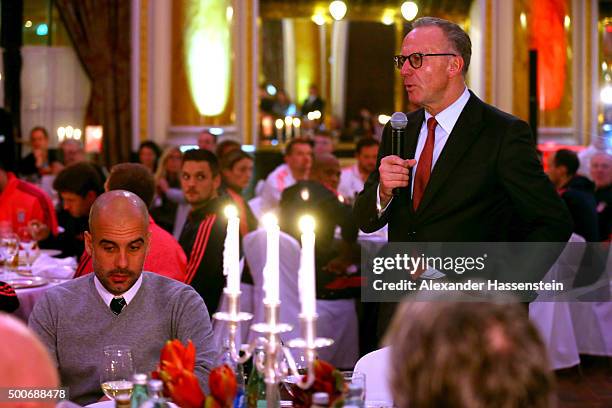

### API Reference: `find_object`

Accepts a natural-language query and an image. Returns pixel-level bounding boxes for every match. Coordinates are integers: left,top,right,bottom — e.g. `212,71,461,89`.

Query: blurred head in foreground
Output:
0,313,59,408
384,293,555,408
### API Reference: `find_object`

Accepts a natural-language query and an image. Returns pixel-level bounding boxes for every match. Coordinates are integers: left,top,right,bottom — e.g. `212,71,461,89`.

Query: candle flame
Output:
262,212,278,228
224,204,238,218
299,215,315,233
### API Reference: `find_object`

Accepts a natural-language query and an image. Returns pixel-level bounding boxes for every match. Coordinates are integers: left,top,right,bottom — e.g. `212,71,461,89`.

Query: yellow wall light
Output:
401,1,419,21
184,0,231,117
329,1,347,21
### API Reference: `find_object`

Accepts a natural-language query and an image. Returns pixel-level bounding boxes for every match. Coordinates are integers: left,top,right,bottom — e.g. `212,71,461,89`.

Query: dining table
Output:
4,248,76,321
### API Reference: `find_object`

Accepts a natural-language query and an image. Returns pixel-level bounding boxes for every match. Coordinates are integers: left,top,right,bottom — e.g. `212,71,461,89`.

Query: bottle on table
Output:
246,346,280,408
310,392,329,408
218,339,246,408
130,373,148,408
140,379,169,408
343,383,365,408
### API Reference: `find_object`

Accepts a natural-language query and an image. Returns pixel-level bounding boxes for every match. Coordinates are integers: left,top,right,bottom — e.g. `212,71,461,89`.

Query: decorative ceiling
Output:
259,0,474,21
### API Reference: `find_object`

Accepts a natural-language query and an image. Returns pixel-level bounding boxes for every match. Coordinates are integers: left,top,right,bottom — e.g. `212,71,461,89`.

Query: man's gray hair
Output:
413,17,472,75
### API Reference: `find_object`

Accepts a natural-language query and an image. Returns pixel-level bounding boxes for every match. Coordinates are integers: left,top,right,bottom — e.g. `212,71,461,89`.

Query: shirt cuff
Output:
376,184,392,218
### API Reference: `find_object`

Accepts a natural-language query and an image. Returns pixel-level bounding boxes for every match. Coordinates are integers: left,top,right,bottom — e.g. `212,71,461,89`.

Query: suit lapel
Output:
416,93,485,213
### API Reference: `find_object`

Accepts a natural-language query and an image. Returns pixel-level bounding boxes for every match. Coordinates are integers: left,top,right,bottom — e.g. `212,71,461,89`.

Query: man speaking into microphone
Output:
353,17,572,331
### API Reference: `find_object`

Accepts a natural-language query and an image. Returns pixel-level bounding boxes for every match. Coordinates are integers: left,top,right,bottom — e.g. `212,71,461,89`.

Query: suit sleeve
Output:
353,124,392,233
497,119,573,242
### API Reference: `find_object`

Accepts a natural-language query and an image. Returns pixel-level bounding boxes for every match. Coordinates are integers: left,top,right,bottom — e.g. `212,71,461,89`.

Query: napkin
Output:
32,254,76,279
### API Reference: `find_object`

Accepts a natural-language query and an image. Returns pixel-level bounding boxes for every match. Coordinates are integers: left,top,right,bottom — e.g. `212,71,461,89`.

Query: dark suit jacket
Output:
354,92,572,282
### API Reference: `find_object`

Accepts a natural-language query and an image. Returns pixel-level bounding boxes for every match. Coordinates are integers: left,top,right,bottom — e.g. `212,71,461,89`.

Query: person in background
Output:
52,162,104,257
74,163,187,282
547,149,598,241
18,126,60,181
58,139,86,168
0,313,61,408
385,294,555,408
279,154,359,293
313,131,335,156
137,141,161,174
151,146,183,233
301,84,325,119
215,139,241,160
259,138,313,211
338,137,380,203
272,89,296,118
219,149,257,235
179,149,231,313
30,191,216,405
0,159,57,241
198,129,217,152
590,151,612,240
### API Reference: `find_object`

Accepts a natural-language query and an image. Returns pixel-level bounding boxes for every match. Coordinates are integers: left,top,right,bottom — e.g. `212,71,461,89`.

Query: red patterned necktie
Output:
413,117,437,210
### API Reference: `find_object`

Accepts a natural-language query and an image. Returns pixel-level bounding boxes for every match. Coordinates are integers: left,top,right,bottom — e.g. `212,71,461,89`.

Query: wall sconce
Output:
329,1,347,21
401,1,419,21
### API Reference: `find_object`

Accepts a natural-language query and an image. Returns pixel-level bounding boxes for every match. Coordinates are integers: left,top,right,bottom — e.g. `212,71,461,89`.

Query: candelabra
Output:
213,291,333,407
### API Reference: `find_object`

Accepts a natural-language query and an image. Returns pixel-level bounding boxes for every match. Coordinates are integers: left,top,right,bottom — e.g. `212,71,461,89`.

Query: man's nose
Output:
401,61,413,76
116,249,129,269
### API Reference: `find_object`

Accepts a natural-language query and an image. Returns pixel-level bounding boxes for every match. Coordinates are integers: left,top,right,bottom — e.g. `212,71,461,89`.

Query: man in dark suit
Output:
353,17,572,335
301,84,325,118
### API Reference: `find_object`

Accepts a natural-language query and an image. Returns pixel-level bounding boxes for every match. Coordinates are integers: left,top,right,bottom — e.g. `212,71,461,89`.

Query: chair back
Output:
243,228,302,343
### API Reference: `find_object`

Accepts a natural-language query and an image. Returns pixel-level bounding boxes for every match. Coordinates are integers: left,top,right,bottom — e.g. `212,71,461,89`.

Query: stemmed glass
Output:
280,350,307,400
100,345,134,401
17,227,36,274
0,233,19,280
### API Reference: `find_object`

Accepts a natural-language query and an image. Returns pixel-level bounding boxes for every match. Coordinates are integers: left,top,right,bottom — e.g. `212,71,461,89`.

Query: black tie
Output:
110,297,126,315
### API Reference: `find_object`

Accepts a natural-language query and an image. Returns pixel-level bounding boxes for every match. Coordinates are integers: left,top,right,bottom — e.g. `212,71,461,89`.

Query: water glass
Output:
0,233,19,279
17,227,36,273
100,345,134,400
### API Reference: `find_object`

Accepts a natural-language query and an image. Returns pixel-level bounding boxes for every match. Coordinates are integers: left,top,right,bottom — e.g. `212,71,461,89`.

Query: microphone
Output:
389,112,408,196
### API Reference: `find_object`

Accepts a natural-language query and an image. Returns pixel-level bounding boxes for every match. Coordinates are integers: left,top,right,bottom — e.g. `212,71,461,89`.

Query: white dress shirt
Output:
94,274,143,308
338,164,365,202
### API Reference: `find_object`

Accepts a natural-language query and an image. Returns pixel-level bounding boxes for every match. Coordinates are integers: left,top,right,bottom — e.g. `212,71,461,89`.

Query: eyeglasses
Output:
394,53,457,70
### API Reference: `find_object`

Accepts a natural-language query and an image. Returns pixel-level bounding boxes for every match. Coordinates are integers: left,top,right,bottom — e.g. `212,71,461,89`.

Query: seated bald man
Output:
29,191,217,406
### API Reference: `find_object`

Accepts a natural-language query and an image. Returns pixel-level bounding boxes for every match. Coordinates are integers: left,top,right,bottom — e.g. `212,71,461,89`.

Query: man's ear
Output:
84,231,93,256
213,174,221,190
448,55,464,78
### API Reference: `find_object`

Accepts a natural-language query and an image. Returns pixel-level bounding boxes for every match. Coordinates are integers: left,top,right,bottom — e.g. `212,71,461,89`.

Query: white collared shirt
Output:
94,274,143,308
377,87,471,211
339,164,365,202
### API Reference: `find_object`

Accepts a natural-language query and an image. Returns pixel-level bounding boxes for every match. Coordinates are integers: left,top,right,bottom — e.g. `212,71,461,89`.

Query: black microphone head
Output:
390,112,408,130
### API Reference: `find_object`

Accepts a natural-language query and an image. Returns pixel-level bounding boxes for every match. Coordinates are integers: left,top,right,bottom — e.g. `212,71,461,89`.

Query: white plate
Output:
40,249,62,257
7,276,48,289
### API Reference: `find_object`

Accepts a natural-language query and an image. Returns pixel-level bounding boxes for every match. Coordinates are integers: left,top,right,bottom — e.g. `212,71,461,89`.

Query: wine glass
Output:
0,233,19,280
17,227,36,274
280,350,307,400
100,345,134,401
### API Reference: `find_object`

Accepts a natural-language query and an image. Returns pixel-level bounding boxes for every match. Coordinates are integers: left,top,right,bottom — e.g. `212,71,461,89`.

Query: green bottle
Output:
130,373,148,408
245,346,277,408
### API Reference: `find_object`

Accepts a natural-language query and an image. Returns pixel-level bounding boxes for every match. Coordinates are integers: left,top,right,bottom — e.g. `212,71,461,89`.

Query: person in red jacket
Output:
0,159,58,240
74,163,187,282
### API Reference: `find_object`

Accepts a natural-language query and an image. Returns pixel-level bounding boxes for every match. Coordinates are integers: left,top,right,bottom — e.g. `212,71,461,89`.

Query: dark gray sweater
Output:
29,272,218,405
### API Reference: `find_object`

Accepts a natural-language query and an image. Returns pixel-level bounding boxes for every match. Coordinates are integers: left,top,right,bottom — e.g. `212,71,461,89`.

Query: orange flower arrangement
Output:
154,340,343,408
290,360,345,408
153,339,237,408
